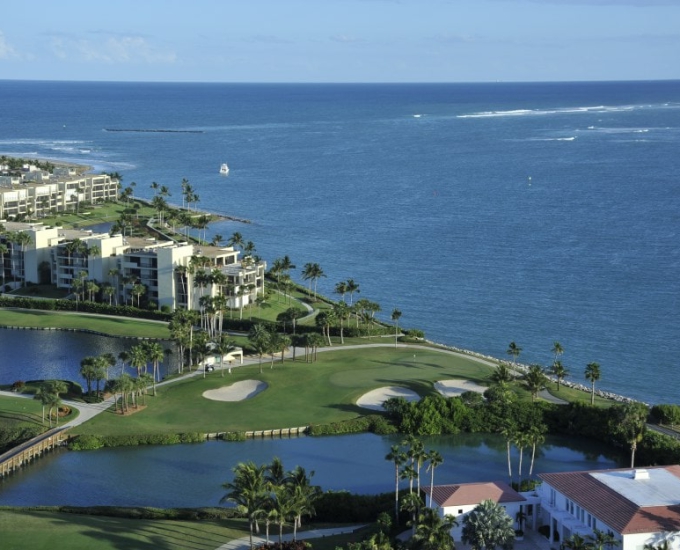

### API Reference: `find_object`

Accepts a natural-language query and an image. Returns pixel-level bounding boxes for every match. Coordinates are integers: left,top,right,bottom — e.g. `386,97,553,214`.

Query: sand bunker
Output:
202,380,268,402
356,386,421,411
435,379,487,397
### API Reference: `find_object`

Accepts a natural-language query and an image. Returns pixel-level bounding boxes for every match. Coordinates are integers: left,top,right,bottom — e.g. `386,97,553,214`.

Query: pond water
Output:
0,328,175,385
0,433,623,508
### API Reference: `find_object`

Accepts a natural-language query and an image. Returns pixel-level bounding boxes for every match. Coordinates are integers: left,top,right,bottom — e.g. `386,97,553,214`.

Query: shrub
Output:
222,432,246,441
69,435,104,451
69,432,205,449
11,381,26,392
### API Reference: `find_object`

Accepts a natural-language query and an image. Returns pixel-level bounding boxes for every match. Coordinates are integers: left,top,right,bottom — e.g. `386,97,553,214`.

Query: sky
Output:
1,0,679,83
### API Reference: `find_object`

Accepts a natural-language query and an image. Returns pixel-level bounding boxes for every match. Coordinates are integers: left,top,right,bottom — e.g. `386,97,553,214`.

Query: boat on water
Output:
220,163,229,175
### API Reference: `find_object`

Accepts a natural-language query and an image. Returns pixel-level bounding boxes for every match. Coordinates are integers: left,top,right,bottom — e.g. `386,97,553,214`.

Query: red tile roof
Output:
422,481,526,508
539,465,680,535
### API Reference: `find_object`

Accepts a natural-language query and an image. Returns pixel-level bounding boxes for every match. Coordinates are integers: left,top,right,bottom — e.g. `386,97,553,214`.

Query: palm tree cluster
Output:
33,380,67,427
220,458,321,550
0,228,32,288
503,341,605,406
563,529,621,550
79,353,116,398
247,323,293,373
269,255,296,303
385,436,444,529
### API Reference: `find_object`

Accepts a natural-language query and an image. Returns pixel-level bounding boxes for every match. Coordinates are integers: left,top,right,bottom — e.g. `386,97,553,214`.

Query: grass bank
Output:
0,309,170,339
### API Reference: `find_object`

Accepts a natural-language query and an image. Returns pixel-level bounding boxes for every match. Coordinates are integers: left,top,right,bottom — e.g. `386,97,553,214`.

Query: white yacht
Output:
220,163,229,175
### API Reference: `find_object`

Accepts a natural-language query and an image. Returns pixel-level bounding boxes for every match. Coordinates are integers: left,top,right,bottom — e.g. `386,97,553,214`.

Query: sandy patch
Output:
435,379,488,397
356,386,421,411
202,380,268,402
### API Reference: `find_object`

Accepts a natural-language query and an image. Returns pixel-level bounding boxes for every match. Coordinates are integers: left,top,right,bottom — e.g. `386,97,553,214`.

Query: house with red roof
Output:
422,480,540,539
538,465,680,550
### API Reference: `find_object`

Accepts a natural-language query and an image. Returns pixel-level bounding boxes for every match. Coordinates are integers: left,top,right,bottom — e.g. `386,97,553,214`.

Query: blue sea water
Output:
0,80,679,405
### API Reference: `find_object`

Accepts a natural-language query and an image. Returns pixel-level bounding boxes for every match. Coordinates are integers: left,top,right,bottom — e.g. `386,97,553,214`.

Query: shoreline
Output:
0,156,650,407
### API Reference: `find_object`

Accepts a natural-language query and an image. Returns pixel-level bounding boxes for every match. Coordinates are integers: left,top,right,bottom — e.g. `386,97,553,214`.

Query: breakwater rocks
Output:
425,339,647,407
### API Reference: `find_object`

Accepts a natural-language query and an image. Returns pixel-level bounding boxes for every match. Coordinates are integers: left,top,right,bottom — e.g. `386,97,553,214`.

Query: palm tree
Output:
227,231,244,251
400,464,418,495
551,341,564,364
0,242,8,289
80,356,97,396
315,310,336,346
515,431,531,480
287,465,321,537
248,323,271,374
345,278,360,305
612,402,649,468
490,363,514,384
129,344,148,377
589,529,620,550
385,445,407,525
500,425,516,484
221,462,268,550
564,534,592,550
523,364,548,402
333,301,351,344
144,341,165,394
506,341,522,365
334,280,348,302
461,499,516,550
301,262,326,300
425,449,443,508
214,335,238,376
550,360,569,391
528,424,547,477
391,308,402,348
9,231,32,287
412,506,457,550
585,362,601,405
412,441,428,495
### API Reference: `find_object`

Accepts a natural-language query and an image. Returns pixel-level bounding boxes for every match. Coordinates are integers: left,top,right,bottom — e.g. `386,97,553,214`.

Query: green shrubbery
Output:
314,491,394,523
0,426,44,454
383,393,680,466
69,432,205,450
0,296,170,321
222,431,247,441
650,404,680,427
308,415,397,436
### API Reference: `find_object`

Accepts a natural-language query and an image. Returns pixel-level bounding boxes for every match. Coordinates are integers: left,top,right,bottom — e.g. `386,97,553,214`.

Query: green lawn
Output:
0,510,248,550
0,309,170,339
0,509,371,550
73,346,496,436
0,394,45,429
0,394,80,433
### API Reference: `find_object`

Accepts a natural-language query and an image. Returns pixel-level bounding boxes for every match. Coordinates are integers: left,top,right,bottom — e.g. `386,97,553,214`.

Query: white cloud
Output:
0,31,19,59
330,34,362,43
49,33,176,64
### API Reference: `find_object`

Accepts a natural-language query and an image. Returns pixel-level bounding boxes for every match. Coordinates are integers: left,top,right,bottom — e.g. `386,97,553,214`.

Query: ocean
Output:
0,80,678,405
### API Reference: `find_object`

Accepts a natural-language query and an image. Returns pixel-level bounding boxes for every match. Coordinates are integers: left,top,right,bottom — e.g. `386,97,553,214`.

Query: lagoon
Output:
0,433,623,508
0,328,175,385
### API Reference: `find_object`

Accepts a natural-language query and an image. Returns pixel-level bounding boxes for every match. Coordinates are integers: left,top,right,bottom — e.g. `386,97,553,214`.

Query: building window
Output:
458,509,463,514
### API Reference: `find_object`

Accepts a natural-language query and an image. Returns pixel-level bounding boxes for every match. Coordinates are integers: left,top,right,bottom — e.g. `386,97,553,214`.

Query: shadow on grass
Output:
44,513,247,550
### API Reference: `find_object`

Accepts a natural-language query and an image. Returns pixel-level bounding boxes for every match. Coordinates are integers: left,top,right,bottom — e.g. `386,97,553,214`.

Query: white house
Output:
422,480,537,540
538,465,680,550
